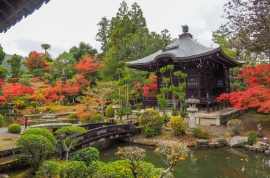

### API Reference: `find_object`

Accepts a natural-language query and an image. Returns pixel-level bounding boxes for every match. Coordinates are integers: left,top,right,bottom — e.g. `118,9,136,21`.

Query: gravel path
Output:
0,127,20,150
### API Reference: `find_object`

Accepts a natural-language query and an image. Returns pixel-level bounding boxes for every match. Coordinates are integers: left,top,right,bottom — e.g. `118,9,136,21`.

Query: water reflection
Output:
99,142,270,178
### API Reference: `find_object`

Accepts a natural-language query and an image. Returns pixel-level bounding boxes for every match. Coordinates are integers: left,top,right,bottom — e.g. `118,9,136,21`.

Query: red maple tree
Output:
24,51,46,71
217,64,270,113
143,75,158,97
0,83,34,105
75,56,103,77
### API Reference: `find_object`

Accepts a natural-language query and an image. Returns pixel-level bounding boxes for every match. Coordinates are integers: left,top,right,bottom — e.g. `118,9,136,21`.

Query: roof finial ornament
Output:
182,25,189,33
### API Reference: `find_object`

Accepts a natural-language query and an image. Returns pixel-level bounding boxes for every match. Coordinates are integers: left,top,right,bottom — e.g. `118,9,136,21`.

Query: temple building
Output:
0,0,50,33
129,26,241,109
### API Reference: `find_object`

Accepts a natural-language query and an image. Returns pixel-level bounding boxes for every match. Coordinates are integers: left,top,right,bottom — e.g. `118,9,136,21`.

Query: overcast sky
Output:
0,0,228,58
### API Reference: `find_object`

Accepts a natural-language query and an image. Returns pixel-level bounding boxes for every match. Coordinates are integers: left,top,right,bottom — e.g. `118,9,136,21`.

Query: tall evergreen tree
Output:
41,44,51,53
95,17,110,54
7,54,22,78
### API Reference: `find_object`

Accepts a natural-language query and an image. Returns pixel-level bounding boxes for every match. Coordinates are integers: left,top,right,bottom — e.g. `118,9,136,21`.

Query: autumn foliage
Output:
24,51,46,71
75,56,103,77
217,64,270,113
142,75,158,97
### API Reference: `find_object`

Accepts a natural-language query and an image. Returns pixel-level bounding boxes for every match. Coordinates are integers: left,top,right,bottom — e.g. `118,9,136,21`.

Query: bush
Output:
89,161,106,176
192,128,202,137
105,104,114,118
36,160,60,177
139,109,163,137
192,128,210,139
87,114,102,123
68,114,77,119
227,119,243,135
8,124,21,133
61,161,88,178
71,147,100,166
0,114,4,127
30,101,37,108
170,116,185,135
247,131,257,145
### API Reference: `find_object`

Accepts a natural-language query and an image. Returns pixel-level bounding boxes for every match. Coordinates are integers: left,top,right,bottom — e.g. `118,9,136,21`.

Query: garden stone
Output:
217,138,228,146
225,136,248,148
263,137,268,144
0,174,9,178
265,150,270,156
257,124,263,137
208,141,220,148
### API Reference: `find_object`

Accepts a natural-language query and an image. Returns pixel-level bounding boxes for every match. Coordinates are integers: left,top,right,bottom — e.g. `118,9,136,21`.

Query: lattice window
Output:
187,78,198,87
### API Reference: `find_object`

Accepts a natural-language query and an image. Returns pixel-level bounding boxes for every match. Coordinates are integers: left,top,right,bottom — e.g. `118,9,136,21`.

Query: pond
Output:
99,141,270,178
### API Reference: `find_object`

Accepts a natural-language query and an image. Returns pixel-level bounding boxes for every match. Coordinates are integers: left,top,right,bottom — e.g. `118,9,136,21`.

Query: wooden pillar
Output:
25,117,28,129
198,72,201,98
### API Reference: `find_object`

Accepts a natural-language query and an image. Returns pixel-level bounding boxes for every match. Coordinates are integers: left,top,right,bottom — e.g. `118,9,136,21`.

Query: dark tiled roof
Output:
129,33,216,65
0,0,50,33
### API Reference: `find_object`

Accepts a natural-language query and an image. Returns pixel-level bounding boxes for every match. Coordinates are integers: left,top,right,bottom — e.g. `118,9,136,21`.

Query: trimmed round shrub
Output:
105,104,115,118
68,113,77,119
227,118,243,135
170,116,185,135
36,160,60,177
8,124,21,133
0,114,4,127
87,114,102,123
61,161,88,178
247,131,257,145
22,128,56,146
139,109,163,137
71,147,100,166
89,161,106,177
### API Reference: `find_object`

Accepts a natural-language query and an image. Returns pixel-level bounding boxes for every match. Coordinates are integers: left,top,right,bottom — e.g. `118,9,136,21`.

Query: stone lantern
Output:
61,70,67,84
112,104,120,120
185,96,200,129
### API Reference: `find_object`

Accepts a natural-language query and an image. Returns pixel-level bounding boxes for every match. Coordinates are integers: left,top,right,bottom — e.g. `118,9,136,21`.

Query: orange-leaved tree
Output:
24,51,46,72
217,64,270,113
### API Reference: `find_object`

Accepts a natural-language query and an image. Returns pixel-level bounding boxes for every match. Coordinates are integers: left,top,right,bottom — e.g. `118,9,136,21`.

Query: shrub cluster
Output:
192,128,210,139
105,104,115,118
86,114,103,123
227,118,243,135
247,131,257,145
8,124,21,133
170,116,185,135
70,147,100,166
139,109,163,137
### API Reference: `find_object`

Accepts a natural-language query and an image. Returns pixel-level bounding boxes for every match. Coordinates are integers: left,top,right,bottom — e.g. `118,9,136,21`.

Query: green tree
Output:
95,16,110,54
0,44,6,65
55,126,87,161
83,81,116,121
37,160,60,178
69,42,98,61
50,52,76,84
70,147,99,166
41,43,51,53
0,66,9,79
7,54,22,78
16,128,56,174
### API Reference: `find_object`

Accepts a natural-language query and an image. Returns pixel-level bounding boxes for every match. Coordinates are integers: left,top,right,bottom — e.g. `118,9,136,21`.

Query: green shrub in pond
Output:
70,147,100,166
139,109,163,137
247,131,257,145
8,124,21,133
227,118,243,135
170,116,185,135
105,104,114,118
0,114,4,127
